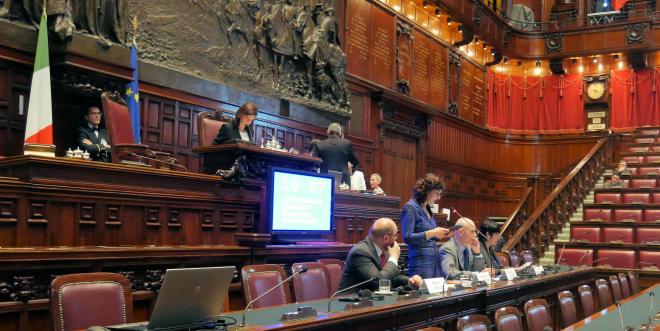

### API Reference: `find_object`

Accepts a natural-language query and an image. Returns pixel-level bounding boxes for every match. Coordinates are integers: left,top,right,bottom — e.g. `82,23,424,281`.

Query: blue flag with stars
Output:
125,44,141,143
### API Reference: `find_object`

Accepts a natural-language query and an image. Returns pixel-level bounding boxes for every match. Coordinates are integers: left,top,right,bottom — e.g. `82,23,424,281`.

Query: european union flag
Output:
125,45,141,143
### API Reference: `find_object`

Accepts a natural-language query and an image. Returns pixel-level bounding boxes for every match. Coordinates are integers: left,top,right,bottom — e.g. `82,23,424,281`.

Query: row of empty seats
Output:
596,191,660,204
559,247,660,268
583,207,660,222
621,155,660,164
571,225,660,243
421,273,639,331
493,249,535,268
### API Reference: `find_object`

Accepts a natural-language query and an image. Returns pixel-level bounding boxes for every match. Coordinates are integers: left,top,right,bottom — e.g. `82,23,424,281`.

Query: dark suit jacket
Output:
439,237,486,280
212,121,254,145
312,135,359,184
77,125,111,162
479,241,502,270
338,237,408,292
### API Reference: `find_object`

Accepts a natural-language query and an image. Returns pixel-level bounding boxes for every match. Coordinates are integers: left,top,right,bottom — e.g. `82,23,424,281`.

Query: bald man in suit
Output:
440,217,491,280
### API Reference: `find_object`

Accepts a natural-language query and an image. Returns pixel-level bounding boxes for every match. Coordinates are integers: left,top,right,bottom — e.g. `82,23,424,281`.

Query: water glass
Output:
378,279,391,293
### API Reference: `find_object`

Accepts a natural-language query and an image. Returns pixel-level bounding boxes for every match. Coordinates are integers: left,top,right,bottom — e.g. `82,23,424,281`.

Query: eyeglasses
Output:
88,112,102,116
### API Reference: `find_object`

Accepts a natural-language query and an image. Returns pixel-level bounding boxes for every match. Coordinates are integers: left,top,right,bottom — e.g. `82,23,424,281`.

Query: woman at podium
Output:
213,102,258,144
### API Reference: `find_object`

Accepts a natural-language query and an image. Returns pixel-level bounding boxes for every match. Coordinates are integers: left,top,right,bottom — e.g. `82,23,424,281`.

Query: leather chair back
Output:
597,249,635,269
623,192,650,203
595,278,613,309
101,92,136,145
595,193,621,204
652,194,660,204
578,284,596,317
609,275,623,301
571,227,601,243
584,208,612,222
639,251,660,269
637,228,660,243
630,178,657,188
507,250,521,268
241,264,292,309
628,271,639,294
50,272,133,331
197,111,231,147
647,155,660,162
618,273,631,298
521,250,535,264
639,167,660,176
622,156,644,163
558,248,593,266
495,252,510,267
494,307,523,331
558,290,577,328
603,227,633,243
524,299,552,331
614,209,643,223
318,259,344,293
456,314,491,331
291,262,331,302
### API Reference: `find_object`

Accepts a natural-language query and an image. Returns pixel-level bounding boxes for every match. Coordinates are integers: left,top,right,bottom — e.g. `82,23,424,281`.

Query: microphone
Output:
648,291,655,328
593,257,611,267
616,301,633,331
128,152,189,172
450,208,490,242
240,266,308,327
577,250,592,266
326,277,376,313
556,242,567,265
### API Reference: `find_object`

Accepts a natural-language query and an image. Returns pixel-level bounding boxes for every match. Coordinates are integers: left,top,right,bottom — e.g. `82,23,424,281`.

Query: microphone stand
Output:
577,250,592,266
649,291,655,328
326,277,377,313
593,257,611,268
240,266,308,327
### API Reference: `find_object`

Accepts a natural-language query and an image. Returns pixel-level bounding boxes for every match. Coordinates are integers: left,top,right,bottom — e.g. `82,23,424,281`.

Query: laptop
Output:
108,266,235,331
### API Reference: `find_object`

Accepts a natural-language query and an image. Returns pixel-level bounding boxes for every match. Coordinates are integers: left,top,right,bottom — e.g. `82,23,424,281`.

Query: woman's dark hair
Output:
233,102,258,126
478,220,501,243
413,173,444,204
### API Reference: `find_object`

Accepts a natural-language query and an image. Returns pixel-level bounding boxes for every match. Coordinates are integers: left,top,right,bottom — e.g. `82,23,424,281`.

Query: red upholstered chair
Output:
291,262,331,302
558,290,578,328
637,228,660,243
636,138,655,143
584,208,612,222
628,168,638,175
618,273,631,298
630,179,657,188
595,193,621,204
641,157,660,165
652,194,660,203
623,192,650,204
557,248,593,266
101,92,153,164
609,275,623,302
50,272,133,331
197,111,231,147
318,259,344,294
456,314,491,331
644,209,660,223
603,227,633,243
495,252,510,267
628,271,640,294
571,227,602,243
494,307,523,331
241,264,292,309
623,156,644,164
630,146,650,153
638,251,660,270
521,250,535,264
507,250,521,268
638,167,660,175
578,284,596,318
597,250,636,269
651,147,660,153
524,299,552,331
595,278,613,309
639,129,659,135
614,209,642,223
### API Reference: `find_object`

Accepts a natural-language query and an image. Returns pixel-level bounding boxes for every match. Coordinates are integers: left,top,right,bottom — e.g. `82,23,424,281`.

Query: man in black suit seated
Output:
77,106,111,162
311,123,359,185
338,218,423,292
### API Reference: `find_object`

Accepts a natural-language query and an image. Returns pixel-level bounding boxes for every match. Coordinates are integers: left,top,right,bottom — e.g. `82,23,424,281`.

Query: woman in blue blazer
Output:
402,173,450,279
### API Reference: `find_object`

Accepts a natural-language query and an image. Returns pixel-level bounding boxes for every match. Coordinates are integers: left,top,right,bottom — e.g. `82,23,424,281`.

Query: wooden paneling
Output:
429,41,448,109
346,0,372,80
370,5,396,88
380,131,418,204
411,30,431,103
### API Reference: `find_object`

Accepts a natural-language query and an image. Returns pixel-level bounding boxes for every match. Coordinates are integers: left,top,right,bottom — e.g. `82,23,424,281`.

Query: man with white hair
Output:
311,122,359,185
439,217,490,279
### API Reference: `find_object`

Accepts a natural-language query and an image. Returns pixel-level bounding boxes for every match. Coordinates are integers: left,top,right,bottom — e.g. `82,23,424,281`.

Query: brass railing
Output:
502,136,613,257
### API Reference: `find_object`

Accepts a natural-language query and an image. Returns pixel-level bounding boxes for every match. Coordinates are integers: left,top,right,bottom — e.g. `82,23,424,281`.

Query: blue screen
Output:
271,170,333,232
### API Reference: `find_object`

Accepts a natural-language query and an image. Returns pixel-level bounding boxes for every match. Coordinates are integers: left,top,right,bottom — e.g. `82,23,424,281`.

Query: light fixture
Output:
534,66,542,75
614,54,620,61
535,60,541,67
572,58,577,64
578,65,584,73
618,60,624,69
458,25,463,33
447,17,452,25
491,50,495,56
483,44,487,50
517,60,522,66
422,0,431,8
503,56,509,64
475,38,479,45
407,14,415,19
435,8,441,16
393,4,401,11
598,63,604,71
432,28,440,35
593,57,598,64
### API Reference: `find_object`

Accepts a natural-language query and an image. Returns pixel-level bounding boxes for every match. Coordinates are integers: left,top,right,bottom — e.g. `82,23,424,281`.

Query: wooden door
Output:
380,131,418,207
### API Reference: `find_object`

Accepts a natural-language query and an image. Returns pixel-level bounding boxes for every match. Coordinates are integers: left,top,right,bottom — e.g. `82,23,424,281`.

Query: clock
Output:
587,81,606,100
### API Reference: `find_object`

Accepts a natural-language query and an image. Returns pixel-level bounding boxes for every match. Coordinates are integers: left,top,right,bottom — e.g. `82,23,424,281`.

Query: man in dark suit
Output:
77,106,111,162
312,123,359,185
440,217,490,280
338,218,423,292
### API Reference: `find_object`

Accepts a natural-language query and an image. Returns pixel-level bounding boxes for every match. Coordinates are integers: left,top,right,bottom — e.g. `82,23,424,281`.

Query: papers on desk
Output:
515,262,533,271
422,277,450,294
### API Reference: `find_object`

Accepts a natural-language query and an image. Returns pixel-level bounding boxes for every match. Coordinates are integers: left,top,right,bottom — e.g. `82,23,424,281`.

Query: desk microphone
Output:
326,277,376,313
240,266,308,327
450,208,490,242
556,242,567,265
577,250,592,266
128,152,189,172
616,301,634,331
593,257,611,267
648,291,655,328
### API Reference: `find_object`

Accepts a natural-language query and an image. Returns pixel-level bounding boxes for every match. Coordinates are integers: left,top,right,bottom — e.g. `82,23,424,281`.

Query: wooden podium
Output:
193,142,322,179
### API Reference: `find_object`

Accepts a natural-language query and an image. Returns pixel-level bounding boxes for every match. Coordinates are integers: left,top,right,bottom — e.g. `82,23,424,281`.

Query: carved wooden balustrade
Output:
503,137,613,257
500,187,532,243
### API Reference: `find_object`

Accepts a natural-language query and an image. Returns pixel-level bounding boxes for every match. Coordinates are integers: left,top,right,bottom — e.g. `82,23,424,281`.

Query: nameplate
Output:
475,272,492,284
532,266,545,276
503,268,518,280
423,277,446,294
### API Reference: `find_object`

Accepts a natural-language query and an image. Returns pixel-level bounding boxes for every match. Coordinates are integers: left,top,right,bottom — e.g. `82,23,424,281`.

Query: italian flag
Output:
24,8,52,145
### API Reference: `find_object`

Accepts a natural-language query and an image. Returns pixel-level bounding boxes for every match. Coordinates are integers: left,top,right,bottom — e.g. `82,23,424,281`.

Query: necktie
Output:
462,248,470,271
380,253,387,268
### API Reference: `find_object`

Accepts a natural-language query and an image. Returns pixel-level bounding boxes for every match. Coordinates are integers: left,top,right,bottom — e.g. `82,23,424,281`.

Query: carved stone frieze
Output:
378,101,429,140
447,101,459,115
627,23,648,44
472,0,482,26
396,20,413,37
545,32,563,53
448,51,462,69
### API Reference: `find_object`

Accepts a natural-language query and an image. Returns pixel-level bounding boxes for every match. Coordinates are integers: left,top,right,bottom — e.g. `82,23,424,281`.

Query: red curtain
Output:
486,73,584,134
609,69,660,131
613,0,627,11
